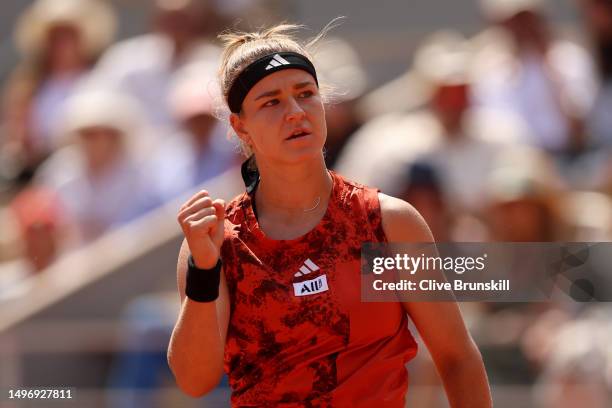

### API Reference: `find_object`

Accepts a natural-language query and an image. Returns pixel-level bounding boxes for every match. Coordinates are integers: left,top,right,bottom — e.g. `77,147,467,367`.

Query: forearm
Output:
436,344,492,408
168,299,225,397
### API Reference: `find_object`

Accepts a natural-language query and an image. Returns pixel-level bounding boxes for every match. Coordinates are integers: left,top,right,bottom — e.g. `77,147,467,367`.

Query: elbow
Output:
438,339,485,375
465,337,486,366
176,379,220,399
167,351,224,398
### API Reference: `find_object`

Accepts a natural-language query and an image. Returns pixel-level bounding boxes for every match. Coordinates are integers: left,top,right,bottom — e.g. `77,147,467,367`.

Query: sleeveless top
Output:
220,170,418,407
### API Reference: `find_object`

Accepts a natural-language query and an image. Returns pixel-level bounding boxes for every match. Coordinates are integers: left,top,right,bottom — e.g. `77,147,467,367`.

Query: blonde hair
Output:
217,20,342,156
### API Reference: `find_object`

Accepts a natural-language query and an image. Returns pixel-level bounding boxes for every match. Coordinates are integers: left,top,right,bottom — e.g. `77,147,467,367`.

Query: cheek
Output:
306,101,327,131
246,112,282,147
253,105,283,126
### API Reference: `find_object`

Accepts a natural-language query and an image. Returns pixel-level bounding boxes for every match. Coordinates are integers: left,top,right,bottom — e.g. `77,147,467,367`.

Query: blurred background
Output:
0,0,611,406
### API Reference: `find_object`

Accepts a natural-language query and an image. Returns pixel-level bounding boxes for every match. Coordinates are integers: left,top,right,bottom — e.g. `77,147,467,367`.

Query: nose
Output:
285,97,306,122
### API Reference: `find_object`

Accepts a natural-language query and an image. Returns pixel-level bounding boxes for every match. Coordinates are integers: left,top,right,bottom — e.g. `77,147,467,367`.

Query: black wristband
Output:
185,255,222,302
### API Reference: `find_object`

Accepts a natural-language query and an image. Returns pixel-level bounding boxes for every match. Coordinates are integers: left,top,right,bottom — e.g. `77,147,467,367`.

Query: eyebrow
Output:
254,81,316,101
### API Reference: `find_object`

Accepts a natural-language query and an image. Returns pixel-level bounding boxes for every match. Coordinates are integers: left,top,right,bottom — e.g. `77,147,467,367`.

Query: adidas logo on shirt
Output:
293,259,328,296
265,54,290,70
294,258,319,277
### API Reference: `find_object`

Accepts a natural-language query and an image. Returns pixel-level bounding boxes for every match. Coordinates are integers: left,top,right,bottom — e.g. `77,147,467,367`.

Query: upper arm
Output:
177,239,230,344
378,192,434,244
378,193,477,363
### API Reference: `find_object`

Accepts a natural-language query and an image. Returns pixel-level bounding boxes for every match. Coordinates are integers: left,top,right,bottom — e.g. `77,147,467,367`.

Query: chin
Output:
280,145,324,165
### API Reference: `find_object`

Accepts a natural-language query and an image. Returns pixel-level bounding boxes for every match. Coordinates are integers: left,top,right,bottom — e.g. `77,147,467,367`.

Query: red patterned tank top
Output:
221,170,418,407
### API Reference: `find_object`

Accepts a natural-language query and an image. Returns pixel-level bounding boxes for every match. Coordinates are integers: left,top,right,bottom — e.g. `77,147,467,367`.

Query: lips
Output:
286,128,312,140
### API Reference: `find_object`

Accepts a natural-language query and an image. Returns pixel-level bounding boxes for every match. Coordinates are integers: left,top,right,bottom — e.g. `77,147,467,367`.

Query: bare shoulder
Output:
378,193,434,243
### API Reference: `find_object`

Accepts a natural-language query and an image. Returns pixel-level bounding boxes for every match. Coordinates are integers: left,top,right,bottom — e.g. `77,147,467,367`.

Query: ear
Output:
230,113,252,146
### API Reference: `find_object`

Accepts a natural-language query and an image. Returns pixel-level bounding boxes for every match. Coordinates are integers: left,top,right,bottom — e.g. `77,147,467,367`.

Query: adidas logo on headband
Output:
265,54,290,70
227,51,319,113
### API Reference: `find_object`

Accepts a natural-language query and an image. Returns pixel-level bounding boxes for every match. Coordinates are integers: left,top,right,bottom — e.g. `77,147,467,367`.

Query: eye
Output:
262,99,279,108
298,90,314,98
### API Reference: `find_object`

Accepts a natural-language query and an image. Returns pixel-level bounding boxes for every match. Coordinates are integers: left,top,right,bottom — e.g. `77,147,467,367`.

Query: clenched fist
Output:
177,190,225,269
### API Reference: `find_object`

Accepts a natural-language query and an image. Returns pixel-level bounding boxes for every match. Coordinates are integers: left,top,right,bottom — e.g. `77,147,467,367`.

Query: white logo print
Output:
293,275,329,297
265,54,290,70
294,258,319,277
293,259,328,296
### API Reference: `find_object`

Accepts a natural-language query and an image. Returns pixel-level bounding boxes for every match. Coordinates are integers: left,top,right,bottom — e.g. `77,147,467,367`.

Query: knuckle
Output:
192,222,209,232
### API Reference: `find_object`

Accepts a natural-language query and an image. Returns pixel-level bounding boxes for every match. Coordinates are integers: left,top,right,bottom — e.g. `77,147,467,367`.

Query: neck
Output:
255,154,332,215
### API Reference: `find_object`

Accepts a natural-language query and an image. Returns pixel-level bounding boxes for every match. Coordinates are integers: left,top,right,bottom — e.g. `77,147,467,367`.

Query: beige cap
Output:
60,88,144,143
480,0,545,21
15,0,117,58
357,30,473,120
486,146,561,203
412,30,473,87
168,61,220,120
313,37,368,102
156,0,197,12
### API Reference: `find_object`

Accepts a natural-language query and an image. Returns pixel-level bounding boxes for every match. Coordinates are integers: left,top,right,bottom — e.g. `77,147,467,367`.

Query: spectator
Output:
312,37,369,168
578,0,612,147
35,88,160,243
534,306,612,408
92,0,222,133
473,0,598,153
565,0,612,191
558,191,612,241
416,31,529,213
1,0,117,183
336,30,526,207
484,147,565,242
148,61,240,203
397,162,452,242
0,187,70,300
585,0,612,147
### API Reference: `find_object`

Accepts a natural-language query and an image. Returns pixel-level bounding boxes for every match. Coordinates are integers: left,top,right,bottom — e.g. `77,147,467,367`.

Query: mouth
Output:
286,129,312,140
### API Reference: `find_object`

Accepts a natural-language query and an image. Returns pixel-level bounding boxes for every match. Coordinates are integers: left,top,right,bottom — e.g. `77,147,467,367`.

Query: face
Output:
78,126,124,172
45,24,85,71
581,0,612,37
155,3,203,47
431,83,470,134
183,113,216,146
230,69,327,165
23,223,58,272
502,10,549,51
489,199,551,241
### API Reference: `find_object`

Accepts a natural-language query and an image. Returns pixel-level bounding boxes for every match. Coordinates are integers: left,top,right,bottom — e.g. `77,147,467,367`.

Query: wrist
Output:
192,255,219,270
185,255,222,302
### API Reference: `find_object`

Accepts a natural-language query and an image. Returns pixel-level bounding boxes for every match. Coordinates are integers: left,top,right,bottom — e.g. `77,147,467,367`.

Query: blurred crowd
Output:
0,0,611,406
0,0,247,296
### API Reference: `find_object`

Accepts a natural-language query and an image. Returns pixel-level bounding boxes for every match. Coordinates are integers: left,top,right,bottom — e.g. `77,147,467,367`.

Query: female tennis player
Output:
168,23,491,407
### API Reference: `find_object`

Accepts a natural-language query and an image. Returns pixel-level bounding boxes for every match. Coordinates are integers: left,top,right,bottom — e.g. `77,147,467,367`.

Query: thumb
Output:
212,199,226,221
209,199,226,241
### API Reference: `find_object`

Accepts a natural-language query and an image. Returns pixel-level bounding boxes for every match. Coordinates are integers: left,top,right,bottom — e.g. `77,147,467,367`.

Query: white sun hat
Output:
168,60,221,120
15,0,117,58
479,0,545,21
357,30,474,120
313,37,369,103
57,87,148,158
412,30,474,87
